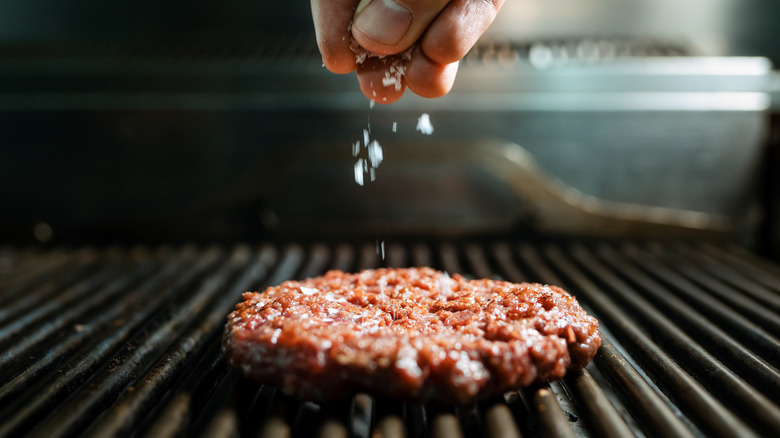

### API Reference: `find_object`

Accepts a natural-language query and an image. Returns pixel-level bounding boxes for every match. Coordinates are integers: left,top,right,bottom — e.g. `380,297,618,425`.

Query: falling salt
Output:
370,99,376,109
392,122,397,132
368,140,383,168
416,113,434,135
353,121,383,185
376,240,385,260
354,158,365,186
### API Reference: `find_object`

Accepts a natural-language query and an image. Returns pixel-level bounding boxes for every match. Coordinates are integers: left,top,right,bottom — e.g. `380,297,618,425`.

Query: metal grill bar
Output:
82,246,272,437
589,244,780,399
528,242,683,438
0,249,144,373
536,245,757,438
373,398,406,438
482,398,521,438
592,341,695,438
0,248,74,301
672,243,780,317
0,249,99,326
0,241,778,438
23,248,248,438
618,243,780,364
0,247,201,409
562,368,635,438
712,243,780,282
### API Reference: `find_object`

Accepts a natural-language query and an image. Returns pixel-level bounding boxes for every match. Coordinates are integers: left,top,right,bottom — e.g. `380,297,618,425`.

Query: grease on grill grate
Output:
0,241,778,438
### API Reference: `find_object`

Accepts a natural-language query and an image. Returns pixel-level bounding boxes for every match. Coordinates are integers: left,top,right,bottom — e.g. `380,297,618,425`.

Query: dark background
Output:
0,1,778,64
0,1,778,246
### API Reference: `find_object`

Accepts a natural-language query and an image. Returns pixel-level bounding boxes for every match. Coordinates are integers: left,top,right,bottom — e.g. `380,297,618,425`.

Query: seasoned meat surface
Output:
222,267,600,404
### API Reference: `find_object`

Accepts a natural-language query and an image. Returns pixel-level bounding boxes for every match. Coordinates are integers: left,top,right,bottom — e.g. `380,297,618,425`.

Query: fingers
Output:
311,0,358,74
406,52,459,98
352,0,451,56
422,0,505,64
313,0,503,100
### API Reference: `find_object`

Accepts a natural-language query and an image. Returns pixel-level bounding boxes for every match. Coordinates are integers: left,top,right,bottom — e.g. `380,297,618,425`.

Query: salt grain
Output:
382,72,401,91
300,287,319,296
351,35,413,92
416,113,434,135
348,26,416,188
368,140,383,167
439,272,452,297
354,159,365,186
355,125,383,185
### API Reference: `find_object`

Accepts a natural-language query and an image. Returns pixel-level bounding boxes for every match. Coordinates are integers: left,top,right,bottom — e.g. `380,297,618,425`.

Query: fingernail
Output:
354,0,412,45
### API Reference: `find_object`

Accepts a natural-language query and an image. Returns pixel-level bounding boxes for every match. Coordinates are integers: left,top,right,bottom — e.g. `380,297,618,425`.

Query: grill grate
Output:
0,241,778,438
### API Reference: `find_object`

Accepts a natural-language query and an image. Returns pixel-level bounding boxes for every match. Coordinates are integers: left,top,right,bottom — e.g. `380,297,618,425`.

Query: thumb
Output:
352,0,451,56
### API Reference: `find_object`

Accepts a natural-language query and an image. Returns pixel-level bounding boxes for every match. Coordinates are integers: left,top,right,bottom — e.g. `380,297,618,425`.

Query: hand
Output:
311,0,505,104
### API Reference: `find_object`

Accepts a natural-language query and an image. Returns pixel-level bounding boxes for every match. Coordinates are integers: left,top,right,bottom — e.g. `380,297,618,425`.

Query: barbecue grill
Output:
1,241,779,437
2,2,780,437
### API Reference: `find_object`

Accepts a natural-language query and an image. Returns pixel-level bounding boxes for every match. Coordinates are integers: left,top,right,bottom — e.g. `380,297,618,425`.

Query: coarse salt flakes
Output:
367,139,383,168
354,159,365,186
382,72,401,91
350,35,413,92
416,113,434,135
440,271,452,297
376,240,385,260
300,287,319,296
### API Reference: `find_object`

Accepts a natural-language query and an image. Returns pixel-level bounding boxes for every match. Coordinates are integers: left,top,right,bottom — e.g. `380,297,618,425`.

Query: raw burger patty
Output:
222,267,601,404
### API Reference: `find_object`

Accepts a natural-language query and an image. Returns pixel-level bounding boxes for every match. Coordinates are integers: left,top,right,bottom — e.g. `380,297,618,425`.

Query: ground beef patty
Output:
222,267,600,404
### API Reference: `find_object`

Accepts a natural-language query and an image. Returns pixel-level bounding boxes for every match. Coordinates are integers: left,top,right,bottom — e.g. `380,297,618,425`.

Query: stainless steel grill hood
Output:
0,34,772,242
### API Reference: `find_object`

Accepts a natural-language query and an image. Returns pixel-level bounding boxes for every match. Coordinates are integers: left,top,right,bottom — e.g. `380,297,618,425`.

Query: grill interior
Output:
0,241,778,438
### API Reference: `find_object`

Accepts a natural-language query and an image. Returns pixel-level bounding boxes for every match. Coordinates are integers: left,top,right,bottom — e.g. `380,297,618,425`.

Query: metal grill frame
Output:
0,241,778,438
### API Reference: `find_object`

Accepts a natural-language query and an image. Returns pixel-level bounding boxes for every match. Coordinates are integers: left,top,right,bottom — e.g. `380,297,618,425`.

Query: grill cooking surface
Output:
0,241,778,437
